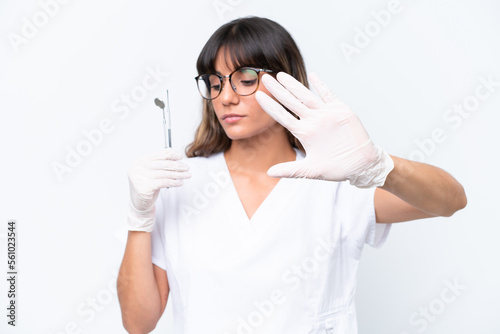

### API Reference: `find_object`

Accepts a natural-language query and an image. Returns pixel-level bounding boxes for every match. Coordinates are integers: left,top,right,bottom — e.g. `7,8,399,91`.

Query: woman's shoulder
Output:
158,151,227,202
185,151,224,168
181,151,227,185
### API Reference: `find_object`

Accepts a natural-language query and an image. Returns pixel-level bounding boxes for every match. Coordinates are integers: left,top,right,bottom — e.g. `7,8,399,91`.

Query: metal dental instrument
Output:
154,90,172,148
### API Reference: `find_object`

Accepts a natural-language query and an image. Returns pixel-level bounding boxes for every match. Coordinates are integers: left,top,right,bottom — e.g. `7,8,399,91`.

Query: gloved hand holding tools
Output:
126,148,191,232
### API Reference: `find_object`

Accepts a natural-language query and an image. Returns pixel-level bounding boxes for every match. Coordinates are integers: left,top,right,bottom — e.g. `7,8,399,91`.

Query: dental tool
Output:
154,90,172,148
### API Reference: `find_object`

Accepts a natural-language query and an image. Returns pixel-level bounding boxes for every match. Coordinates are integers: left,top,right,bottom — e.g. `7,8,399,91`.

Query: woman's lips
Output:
222,114,245,124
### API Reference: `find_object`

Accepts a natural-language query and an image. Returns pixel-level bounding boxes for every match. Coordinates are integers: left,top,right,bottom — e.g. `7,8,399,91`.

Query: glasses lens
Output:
197,74,221,99
231,69,259,96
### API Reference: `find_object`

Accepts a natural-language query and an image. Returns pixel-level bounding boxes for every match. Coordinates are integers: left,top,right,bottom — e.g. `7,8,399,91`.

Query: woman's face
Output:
210,50,283,141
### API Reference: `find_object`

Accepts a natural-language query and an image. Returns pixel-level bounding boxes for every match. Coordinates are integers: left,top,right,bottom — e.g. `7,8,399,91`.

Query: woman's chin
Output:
225,132,251,141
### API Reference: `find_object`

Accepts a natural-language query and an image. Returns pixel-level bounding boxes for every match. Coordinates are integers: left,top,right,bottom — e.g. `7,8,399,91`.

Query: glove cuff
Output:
126,203,156,232
349,146,394,188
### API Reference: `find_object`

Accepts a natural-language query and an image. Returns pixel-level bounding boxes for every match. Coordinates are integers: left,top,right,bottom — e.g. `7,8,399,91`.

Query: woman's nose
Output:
219,78,239,104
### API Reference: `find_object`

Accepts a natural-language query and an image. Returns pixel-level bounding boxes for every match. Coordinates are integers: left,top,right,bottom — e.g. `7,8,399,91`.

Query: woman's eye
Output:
211,85,221,91
240,79,257,86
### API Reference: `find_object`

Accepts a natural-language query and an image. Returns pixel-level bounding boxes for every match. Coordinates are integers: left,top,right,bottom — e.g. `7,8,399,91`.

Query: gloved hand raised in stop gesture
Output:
255,72,394,188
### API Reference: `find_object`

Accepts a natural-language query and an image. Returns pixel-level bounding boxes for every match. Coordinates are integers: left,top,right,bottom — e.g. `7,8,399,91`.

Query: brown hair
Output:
185,16,307,157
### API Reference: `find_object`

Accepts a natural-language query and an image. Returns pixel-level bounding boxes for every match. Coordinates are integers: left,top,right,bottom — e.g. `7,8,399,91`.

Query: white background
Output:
1,0,499,333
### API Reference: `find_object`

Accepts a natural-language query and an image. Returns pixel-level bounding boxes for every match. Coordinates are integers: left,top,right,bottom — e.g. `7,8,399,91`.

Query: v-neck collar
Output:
219,148,301,224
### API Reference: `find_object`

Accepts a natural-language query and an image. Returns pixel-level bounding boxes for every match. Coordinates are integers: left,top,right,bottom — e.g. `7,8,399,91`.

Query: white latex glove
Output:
126,148,191,232
255,72,394,188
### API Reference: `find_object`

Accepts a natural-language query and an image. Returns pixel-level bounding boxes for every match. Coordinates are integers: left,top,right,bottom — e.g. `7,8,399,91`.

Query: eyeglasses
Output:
195,67,273,100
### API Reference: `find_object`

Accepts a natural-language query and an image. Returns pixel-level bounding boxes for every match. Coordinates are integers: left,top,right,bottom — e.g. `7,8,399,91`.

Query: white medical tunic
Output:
151,148,391,334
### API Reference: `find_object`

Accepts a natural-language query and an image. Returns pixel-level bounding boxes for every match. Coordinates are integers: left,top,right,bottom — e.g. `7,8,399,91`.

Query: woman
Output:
117,17,466,333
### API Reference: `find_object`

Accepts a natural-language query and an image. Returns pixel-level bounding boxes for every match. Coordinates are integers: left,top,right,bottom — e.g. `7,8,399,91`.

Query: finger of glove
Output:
255,91,299,132
308,72,338,104
267,160,312,179
143,148,183,161
128,163,187,181
145,169,192,180
150,177,185,189
133,174,186,194
261,74,311,118
148,160,190,172
276,72,324,109
129,169,191,192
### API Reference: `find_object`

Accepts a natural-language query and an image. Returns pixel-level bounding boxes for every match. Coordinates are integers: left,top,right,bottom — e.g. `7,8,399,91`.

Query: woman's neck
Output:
224,124,297,175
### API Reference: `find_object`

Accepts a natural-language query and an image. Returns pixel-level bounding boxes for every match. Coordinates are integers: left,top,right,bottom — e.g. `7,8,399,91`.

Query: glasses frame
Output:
195,67,274,100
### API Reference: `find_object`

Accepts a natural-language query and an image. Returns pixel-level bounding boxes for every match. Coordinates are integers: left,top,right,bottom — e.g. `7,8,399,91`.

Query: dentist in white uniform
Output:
117,16,467,334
